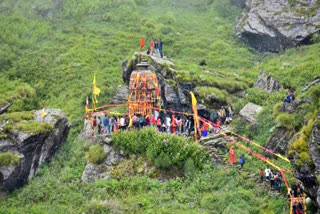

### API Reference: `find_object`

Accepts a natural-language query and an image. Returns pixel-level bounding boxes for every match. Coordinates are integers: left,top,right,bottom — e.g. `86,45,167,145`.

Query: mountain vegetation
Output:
0,0,319,213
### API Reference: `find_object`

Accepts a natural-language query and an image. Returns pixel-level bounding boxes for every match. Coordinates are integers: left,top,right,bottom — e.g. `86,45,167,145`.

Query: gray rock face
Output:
0,109,69,191
291,111,320,211
255,71,281,93
239,102,263,124
265,127,295,155
81,137,124,183
113,86,129,104
236,0,320,52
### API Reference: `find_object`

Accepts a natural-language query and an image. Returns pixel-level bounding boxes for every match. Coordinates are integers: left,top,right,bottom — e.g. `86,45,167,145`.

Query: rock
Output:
113,86,129,104
265,127,295,155
0,103,12,115
239,102,263,124
236,0,320,52
255,71,281,93
291,111,320,211
81,137,124,183
0,109,69,190
302,77,320,92
199,59,207,66
231,0,246,8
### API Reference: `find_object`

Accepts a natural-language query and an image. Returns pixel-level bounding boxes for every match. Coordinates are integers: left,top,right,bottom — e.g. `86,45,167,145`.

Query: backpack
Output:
139,117,144,124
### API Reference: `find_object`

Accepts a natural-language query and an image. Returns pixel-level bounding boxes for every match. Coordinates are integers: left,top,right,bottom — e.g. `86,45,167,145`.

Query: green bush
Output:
275,113,296,130
154,152,172,169
112,128,209,170
184,158,196,176
86,145,106,165
0,152,19,167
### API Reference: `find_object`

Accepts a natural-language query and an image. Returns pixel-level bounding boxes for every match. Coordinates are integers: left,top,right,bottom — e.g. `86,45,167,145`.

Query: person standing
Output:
97,116,102,134
229,146,236,165
151,115,156,128
103,115,109,134
159,39,163,58
171,115,177,134
239,154,245,169
259,169,264,183
150,39,155,56
156,117,162,131
166,115,171,133
154,40,159,57
140,37,145,51
92,116,97,135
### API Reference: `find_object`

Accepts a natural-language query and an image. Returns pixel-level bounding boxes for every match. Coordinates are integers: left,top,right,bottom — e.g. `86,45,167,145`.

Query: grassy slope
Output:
0,0,319,213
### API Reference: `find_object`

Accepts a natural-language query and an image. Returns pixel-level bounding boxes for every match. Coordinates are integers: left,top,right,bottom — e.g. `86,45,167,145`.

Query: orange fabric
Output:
150,40,154,48
171,117,176,127
229,147,236,164
140,37,145,49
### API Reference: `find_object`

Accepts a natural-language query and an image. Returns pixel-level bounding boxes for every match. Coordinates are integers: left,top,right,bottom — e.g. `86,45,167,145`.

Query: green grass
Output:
0,0,319,213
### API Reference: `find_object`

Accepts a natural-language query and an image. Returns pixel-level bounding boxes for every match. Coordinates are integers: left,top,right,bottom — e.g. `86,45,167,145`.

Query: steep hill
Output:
0,0,319,213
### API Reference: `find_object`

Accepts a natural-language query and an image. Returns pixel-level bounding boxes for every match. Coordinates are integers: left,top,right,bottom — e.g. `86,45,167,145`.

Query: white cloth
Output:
166,117,171,127
120,118,125,126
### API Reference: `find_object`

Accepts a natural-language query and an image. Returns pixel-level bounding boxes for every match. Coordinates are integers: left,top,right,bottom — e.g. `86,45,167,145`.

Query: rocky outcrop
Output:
236,0,320,52
120,53,193,113
255,71,281,93
239,102,262,124
81,136,125,183
0,103,11,115
200,133,229,165
112,86,129,104
291,111,320,211
265,128,295,155
0,109,69,191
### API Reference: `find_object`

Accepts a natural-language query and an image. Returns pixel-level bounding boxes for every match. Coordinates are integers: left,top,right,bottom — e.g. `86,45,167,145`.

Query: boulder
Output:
236,0,320,52
239,102,263,124
255,71,281,93
0,109,69,191
81,137,124,183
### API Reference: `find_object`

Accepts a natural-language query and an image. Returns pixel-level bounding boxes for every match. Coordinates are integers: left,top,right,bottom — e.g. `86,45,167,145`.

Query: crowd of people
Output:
84,104,234,137
140,37,164,58
259,168,284,192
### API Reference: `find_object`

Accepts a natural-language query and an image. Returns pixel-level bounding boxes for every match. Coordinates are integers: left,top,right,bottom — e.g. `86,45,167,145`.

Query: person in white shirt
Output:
166,116,171,133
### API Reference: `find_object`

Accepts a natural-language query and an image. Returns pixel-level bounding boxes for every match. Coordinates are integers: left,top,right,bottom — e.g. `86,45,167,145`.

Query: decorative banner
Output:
190,91,200,141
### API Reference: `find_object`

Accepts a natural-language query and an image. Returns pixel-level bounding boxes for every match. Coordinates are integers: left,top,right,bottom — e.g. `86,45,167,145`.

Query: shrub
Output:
0,152,19,167
275,113,296,130
86,145,106,165
154,152,172,169
112,128,209,170
272,102,282,118
184,158,196,176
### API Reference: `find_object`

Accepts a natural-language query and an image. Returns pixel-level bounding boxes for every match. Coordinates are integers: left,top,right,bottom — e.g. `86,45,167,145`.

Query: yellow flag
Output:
190,91,197,109
93,74,101,96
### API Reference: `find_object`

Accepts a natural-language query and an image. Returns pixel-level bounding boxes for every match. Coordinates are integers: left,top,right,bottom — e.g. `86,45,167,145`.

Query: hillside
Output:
0,0,320,213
